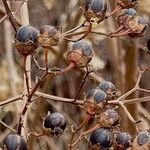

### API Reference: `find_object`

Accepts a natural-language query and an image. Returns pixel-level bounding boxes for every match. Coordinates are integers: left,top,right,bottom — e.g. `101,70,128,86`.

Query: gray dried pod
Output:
38,25,59,47
90,128,112,149
98,108,120,127
116,132,132,148
43,112,66,137
62,40,94,73
15,25,39,56
85,88,107,115
84,0,107,23
3,134,28,150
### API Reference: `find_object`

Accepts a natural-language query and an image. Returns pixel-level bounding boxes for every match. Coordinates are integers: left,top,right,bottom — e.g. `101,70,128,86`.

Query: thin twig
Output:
0,120,17,133
0,94,23,107
0,0,26,24
74,67,93,101
34,91,84,105
23,56,30,95
17,72,50,135
2,0,19,31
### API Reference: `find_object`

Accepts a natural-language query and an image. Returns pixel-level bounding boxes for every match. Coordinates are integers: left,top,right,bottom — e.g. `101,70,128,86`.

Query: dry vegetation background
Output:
0,0,150,149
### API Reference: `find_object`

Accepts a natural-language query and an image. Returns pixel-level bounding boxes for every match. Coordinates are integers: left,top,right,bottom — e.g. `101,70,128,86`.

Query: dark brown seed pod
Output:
84,0,107,23
3,134,28,150
128,16,147,38
116,8,137,27
84,88,107,115
38,25,59,47
62,40,94,73
43,112,66,137
99,81,119,100
116,0,138,9
15,25,39,56
97,108,120,127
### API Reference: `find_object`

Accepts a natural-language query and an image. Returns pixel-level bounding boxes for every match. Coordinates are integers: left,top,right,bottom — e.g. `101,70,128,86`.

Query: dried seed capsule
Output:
85,89,107,115
99,81,118,99
38,25,59,47
43,112,66,137
90,128,112,149
117,8,137,27
128,16,147,38
3,134,28,150
84,0,107,23
15,25,39,56
116,132,132,148
136,131,150,146
63,40,94,73
98,108,120,127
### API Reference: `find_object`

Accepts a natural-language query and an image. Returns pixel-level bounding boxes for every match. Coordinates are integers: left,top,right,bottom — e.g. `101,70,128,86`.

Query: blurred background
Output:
0,0,150,149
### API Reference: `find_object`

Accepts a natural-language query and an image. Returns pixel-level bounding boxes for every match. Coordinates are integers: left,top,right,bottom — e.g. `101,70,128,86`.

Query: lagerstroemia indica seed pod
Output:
43,112,66,137
99,81,118,99
62,40,94,73
116,132,132,148
15,25,39,56
128,16,147,38
3,134,28,150
38,25,59,47
90,128,112,149
98,108,120,127
136,131,150,146
85,88,107,115
117,8,137,27
84,0,107,23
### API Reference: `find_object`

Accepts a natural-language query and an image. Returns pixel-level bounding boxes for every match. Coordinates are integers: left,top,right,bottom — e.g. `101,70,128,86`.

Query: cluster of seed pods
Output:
3,0,149,149
78,81,149,149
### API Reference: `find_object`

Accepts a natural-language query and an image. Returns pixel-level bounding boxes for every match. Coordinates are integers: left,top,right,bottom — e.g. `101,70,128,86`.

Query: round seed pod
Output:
117,8,137,27
38,25,59,47
67,40,94,68
90,128,112,149
15,25,39,56
136,131,150,146
128,16,147,38
98,108,120,127
99,81,118,99
3,134,28,150
85,88,107,115
116,132,132,148
84,0,107,23
43,112,66,137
